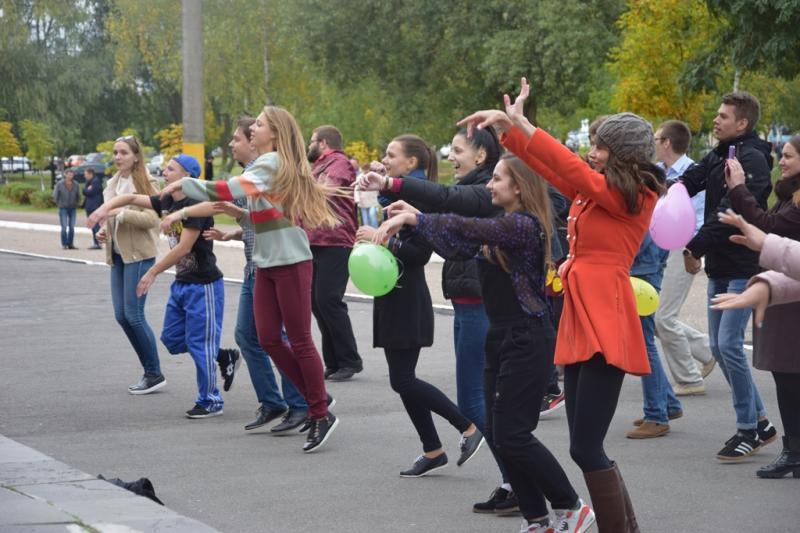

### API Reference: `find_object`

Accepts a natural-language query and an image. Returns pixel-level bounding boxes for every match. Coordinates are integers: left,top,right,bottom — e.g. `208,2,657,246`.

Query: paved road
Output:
1,215,797,532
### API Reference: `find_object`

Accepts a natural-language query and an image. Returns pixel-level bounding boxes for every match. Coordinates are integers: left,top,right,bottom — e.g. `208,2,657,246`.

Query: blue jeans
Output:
453,302,489,432
58,208,76,247
640,313,682,424
360,207,378,228
236,276,306,411
110,253,161,376
707,278,766,429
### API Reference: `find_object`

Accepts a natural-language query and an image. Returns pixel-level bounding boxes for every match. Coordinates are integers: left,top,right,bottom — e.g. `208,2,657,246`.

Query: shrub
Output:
4,183,38,204
30,190,56,208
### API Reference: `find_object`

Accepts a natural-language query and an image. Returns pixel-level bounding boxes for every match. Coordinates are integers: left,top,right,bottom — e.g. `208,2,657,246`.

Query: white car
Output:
0,156,32,172
147,154,165,176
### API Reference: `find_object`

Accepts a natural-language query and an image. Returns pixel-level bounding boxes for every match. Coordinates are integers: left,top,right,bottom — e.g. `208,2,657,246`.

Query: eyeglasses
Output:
116,135,135,142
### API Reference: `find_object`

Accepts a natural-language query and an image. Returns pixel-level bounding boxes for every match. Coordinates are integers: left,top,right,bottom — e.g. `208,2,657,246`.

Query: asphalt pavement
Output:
1,213,798,532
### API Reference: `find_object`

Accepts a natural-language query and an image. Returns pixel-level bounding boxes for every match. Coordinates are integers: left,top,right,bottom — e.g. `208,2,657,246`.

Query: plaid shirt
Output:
234,196,258,280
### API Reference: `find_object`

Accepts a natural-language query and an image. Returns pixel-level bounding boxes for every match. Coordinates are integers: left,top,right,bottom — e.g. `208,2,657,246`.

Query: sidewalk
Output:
0,434,219,532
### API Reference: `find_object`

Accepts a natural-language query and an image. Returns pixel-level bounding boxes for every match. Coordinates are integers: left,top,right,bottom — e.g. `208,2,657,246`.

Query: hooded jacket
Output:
682,131,773,279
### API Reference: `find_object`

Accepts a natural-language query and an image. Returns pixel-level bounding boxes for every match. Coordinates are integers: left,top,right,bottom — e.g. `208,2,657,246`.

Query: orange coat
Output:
502,127,656,376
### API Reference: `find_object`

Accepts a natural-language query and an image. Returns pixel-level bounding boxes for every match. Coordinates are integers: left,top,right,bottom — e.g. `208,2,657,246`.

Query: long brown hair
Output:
393,134,438,183
261,106,339,229
785,135,800,206
599,145,666,214
482,155,553,272
115,136,158,195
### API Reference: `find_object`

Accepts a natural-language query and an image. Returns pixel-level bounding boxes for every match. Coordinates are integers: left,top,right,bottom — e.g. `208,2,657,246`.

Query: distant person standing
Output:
306,125,363,381
53,169,81,250
205,155,214,181
83,167,104,249
653,120,714,396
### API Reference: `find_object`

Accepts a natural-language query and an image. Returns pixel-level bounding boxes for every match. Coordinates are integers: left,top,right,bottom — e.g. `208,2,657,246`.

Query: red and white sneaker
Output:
540,391,566,416
552,498,595,532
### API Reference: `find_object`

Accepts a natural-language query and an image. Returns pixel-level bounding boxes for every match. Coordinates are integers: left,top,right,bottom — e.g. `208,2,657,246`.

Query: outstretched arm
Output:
136,226,201,296
87,193,152,227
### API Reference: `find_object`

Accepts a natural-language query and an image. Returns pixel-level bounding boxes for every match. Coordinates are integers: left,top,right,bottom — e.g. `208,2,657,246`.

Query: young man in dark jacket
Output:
83,167,104,249
306,125,363,381
681,91,778,461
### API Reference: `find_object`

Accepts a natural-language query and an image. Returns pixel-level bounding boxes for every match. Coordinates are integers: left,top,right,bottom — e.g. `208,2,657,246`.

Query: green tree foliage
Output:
19,119,55,168
609,0,718,130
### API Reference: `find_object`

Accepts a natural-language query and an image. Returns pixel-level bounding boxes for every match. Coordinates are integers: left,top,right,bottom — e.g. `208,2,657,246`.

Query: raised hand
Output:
384,199,420,218
718,208,767,252
355,171,387,191
203,227,228,241
724,158,746,189
456,109,512,138
711,281,770,327
372,213,415,245
368,161,387,175
504,77,530,123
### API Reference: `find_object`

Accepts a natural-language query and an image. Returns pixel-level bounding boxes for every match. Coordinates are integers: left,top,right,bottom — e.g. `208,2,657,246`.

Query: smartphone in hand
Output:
728,145,736,160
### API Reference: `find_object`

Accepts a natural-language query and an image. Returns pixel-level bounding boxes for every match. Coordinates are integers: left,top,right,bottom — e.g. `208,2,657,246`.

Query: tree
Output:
20,119,55,189
608,0,719,130
154,123,183,160
0,121,22,182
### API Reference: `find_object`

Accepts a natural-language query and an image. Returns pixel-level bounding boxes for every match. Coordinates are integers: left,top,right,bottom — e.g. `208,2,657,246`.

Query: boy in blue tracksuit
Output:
88,154,233,418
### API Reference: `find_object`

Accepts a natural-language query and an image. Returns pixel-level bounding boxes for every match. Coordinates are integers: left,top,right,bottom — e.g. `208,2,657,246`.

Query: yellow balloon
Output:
630,277,660,316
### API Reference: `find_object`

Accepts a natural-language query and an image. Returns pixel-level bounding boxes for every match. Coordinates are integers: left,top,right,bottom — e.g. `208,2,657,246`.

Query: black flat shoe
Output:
270,409,308,434
245,406,287,431
757,436,800,478
400,453,448,477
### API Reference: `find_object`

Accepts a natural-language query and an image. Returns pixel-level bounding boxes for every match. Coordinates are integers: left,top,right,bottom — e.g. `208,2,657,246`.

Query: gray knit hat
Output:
595,112,655,163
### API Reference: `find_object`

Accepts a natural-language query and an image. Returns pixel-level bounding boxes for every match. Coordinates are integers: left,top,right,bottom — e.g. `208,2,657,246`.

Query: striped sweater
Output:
182,151,312,268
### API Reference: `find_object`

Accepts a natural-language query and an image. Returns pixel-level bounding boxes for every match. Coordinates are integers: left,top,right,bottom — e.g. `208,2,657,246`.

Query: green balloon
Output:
348,242,399,297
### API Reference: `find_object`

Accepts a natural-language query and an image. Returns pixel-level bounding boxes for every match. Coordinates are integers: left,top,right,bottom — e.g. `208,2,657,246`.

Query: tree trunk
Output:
733,68,741,92
263,28,272,105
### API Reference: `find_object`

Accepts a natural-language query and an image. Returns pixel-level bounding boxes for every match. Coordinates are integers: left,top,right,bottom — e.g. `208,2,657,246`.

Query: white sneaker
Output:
552,498,595,532
674,382,706,396
519,519,554,533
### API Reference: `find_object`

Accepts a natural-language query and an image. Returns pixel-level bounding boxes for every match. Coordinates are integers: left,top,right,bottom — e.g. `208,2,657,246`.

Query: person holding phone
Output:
679,92,777,461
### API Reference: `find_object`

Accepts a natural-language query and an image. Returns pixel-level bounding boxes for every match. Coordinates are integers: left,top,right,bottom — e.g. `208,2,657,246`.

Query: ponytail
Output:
394,134,438,183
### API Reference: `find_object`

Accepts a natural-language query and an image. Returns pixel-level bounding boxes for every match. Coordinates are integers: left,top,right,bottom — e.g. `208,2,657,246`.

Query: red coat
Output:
502,127,656,375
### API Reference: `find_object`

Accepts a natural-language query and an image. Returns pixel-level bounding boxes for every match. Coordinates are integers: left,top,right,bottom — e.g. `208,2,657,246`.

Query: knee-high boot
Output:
616,464,640,532
584,462,637,533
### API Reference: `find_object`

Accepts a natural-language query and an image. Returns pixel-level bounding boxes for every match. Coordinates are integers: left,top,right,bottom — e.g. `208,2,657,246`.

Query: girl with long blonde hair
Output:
161,106,340,453
373,154,593,532
100,135,164,395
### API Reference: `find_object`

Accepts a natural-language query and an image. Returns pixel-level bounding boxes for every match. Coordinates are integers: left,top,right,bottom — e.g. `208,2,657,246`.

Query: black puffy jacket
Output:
682,131,773,279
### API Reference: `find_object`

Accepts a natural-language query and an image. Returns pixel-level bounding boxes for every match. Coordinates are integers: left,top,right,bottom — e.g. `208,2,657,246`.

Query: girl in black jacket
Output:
355,135,483,477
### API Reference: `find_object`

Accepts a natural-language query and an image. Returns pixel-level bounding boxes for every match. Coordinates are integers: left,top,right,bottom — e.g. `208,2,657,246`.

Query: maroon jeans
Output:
253,260,328,419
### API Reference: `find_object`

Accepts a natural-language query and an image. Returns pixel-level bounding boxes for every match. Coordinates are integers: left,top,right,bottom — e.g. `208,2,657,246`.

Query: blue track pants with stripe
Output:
161,279,224,411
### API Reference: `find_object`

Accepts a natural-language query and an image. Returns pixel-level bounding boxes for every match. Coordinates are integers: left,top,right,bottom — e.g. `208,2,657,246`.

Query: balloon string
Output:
394,257,405,289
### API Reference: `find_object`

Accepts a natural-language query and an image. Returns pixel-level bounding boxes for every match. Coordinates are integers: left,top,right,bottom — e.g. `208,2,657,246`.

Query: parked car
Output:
147,154,164,176
84,152,109,163
65,154,85,168
1,156,32,172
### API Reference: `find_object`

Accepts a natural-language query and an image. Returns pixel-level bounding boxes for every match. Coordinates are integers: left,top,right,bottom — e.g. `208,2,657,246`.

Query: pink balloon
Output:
649,182,695,250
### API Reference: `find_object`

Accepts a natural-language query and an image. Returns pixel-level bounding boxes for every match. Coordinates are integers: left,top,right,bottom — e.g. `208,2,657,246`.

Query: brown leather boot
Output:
584,463,631,533
616,464,640,533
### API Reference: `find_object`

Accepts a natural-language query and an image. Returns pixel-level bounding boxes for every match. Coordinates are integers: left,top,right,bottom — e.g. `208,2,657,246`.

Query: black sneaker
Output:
324,368,337,379
128,374,166,395
494,491,520,515
245,406,287,431
457,429,485,466
270,408,308,434
717,430,760,461
303,413,339,453
757,418,778,449
185,404,223,419
299,394,336,433
473,487,516,514
540,391,566,416
400,453,448,478
217,348,241,392
328,367,357,381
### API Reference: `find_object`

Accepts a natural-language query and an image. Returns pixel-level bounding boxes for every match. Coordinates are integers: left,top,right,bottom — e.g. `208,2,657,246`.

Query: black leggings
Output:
384,347,471,452
773,371,800,437
564,353,626,472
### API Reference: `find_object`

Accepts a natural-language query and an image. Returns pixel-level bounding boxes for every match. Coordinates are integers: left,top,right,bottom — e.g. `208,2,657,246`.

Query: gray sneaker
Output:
128,374,166,395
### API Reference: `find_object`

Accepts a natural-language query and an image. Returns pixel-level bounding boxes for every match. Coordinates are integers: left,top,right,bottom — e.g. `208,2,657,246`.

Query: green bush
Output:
30,190,56,208
4,183,38,204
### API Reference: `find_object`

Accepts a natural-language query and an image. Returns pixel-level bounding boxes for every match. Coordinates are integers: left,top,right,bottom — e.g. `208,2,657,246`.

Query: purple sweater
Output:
415,211,548,317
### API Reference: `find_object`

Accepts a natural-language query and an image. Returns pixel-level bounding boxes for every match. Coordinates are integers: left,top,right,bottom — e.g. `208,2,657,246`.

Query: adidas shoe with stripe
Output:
717,431,761,461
